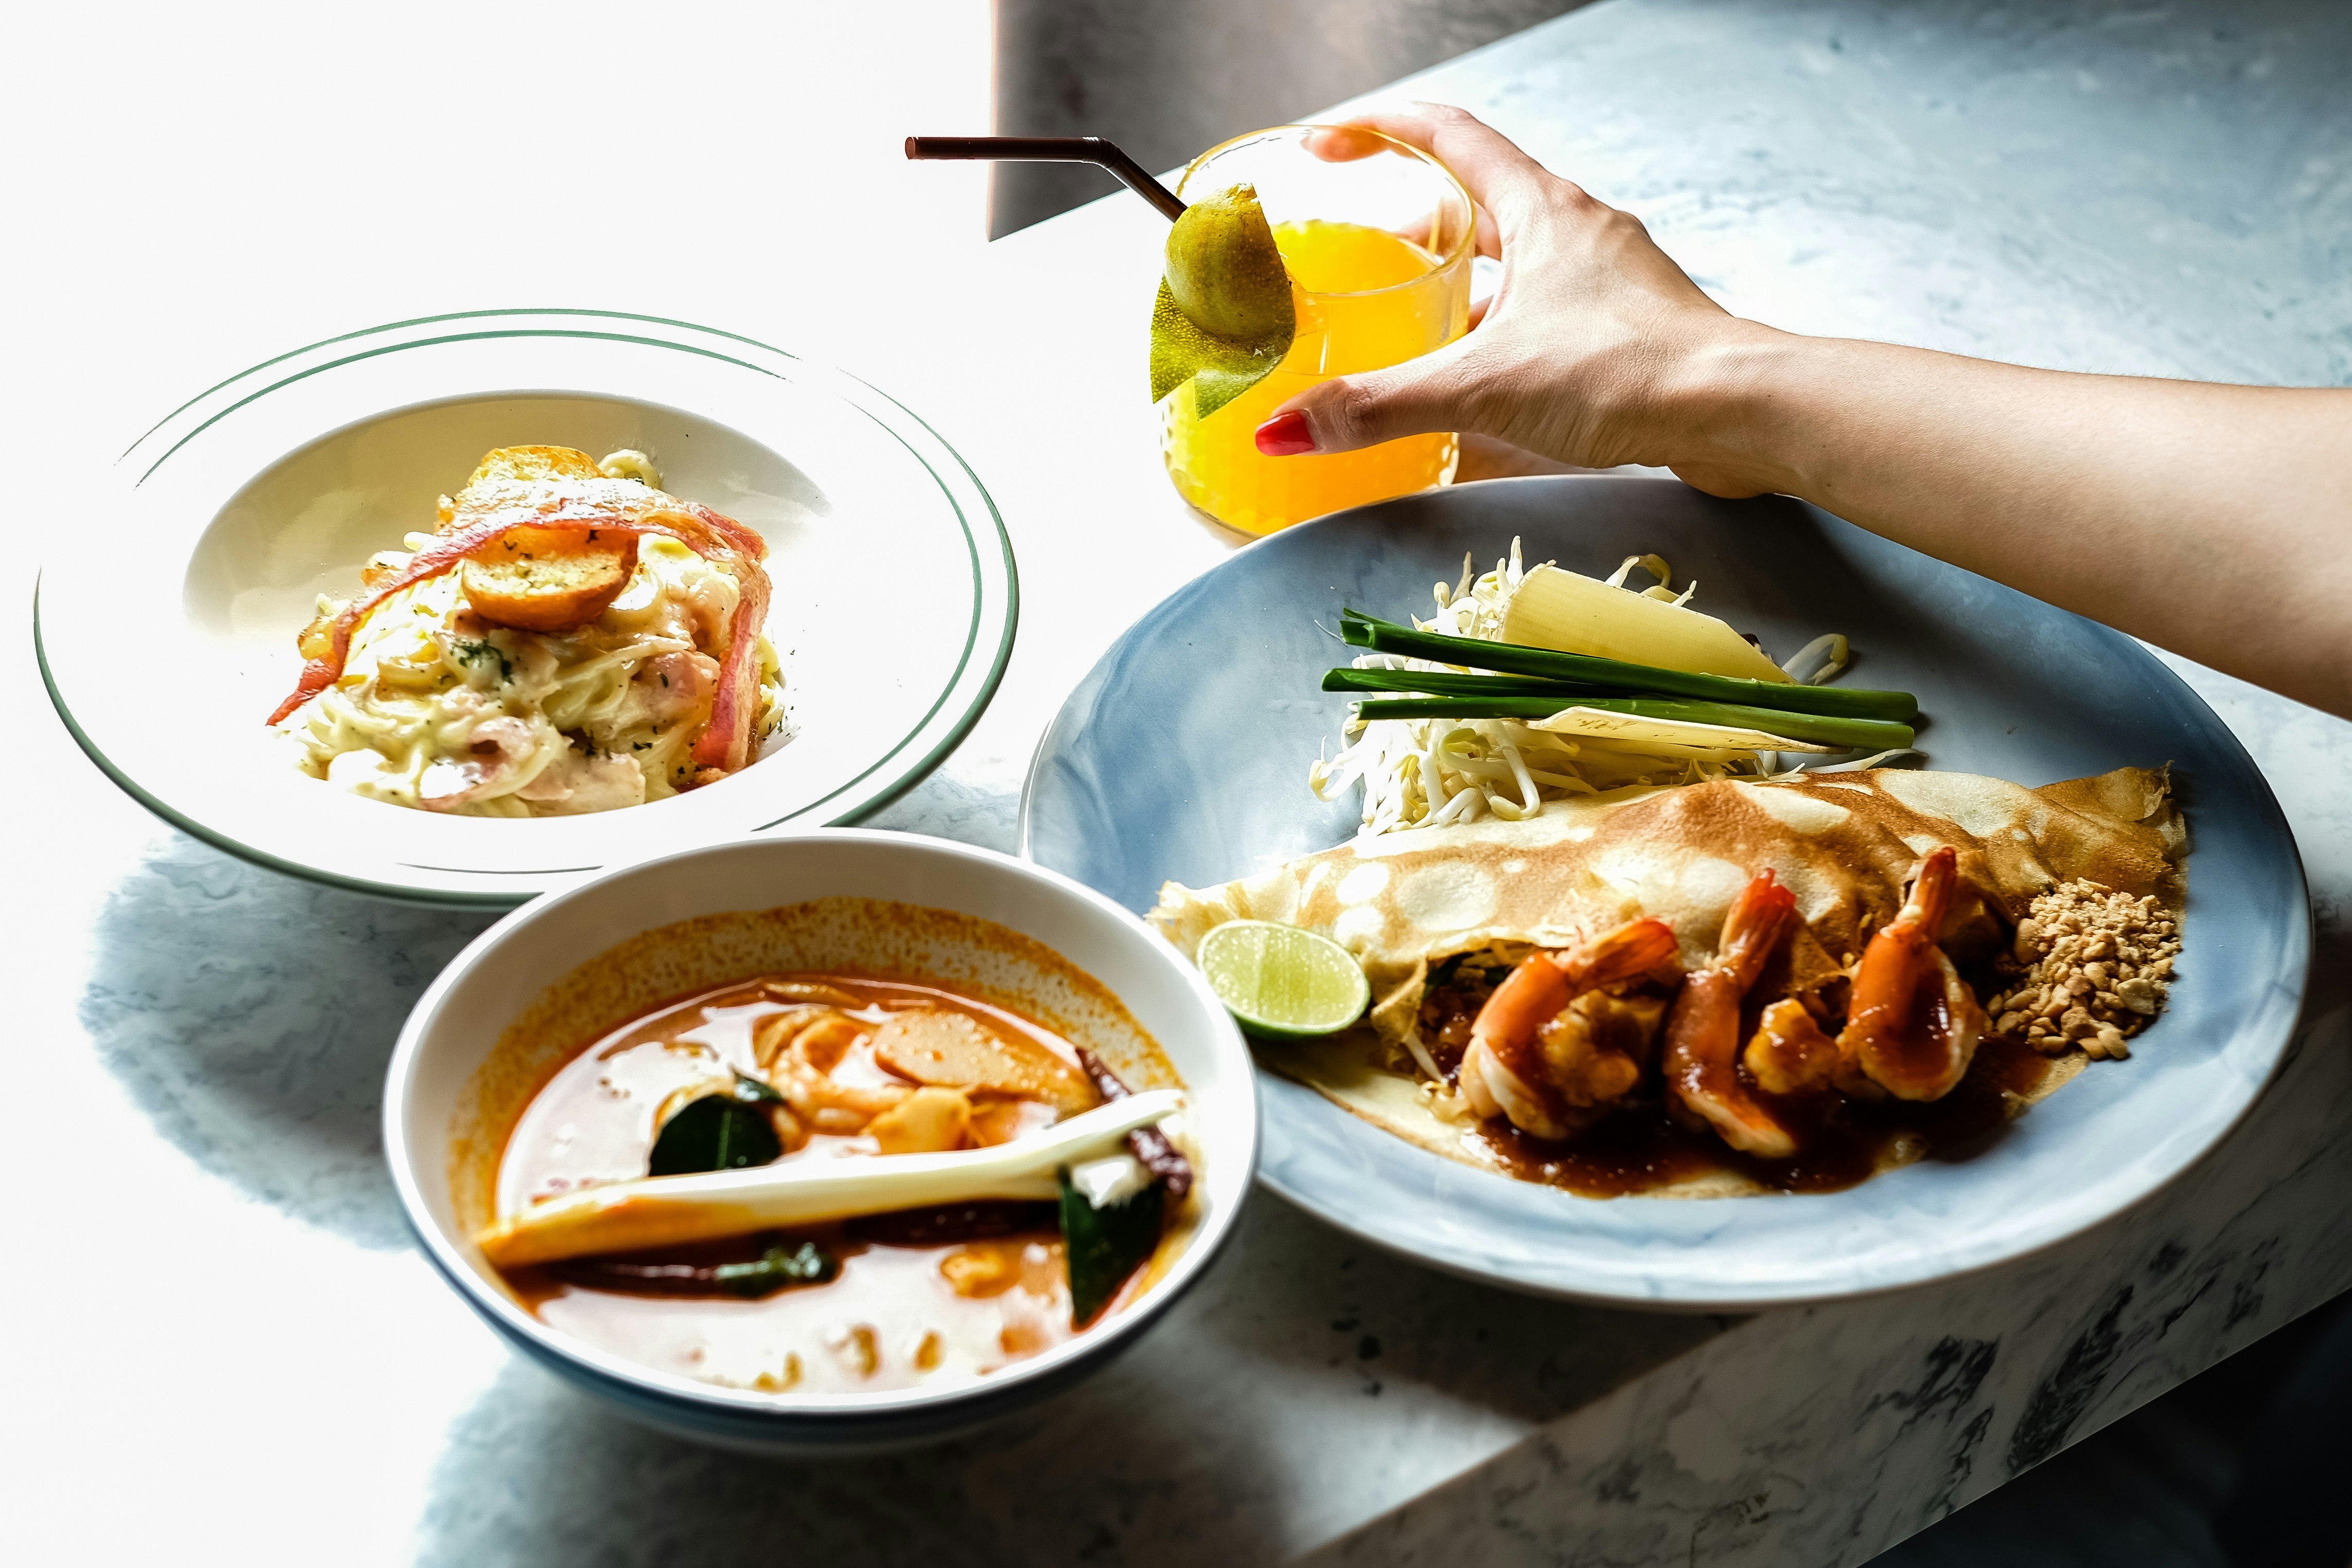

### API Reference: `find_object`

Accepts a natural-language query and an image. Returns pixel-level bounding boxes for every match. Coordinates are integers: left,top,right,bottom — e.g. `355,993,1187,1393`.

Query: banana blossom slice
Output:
476,1089,1188,1268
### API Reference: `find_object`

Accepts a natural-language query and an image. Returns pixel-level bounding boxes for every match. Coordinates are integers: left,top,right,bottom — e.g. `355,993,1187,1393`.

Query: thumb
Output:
1255,341,1478,457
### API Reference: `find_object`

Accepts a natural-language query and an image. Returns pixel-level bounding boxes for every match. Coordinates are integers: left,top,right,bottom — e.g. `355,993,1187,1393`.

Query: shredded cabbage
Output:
1782,633,1851,686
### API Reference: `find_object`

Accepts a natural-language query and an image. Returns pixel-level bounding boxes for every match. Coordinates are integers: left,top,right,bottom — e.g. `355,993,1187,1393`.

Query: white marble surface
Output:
8,1,2349,1564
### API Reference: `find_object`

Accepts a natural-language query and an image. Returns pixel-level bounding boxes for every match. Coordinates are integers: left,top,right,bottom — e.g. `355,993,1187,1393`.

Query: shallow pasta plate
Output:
38,310,1016,907
1020,475,2308,1308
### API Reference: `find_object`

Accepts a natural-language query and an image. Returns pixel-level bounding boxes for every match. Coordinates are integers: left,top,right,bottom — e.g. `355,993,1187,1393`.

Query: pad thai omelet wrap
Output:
1151,767,2185,1195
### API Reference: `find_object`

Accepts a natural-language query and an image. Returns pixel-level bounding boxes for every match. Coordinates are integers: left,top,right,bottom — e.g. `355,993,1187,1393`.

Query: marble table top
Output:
9,1,2347,1564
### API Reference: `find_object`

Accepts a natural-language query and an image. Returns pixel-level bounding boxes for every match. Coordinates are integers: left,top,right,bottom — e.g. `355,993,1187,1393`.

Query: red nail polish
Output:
1254,410,1318,456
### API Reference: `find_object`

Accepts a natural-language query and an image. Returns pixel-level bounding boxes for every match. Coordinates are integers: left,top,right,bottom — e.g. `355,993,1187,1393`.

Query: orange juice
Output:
1162,217,1471,535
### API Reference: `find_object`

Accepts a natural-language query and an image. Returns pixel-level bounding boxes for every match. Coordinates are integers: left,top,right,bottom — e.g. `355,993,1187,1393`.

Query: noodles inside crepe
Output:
1150,768,2184,1195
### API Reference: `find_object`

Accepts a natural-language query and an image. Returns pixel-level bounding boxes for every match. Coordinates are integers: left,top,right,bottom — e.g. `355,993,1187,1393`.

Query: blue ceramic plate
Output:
1020,476,2308,1307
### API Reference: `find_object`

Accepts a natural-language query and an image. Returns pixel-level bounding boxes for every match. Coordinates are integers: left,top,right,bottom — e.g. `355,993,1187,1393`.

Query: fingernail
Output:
1254,410,1318,456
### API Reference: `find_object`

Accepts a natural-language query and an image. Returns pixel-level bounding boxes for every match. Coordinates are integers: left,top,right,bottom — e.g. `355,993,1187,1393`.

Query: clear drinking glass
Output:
1158,125,1475,536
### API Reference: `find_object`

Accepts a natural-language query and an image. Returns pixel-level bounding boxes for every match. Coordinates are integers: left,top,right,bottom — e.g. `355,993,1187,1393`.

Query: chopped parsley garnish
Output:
451,639,514,681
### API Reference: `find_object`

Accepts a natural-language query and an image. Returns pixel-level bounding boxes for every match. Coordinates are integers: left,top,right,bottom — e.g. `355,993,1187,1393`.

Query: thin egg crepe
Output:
1150,767,2184,1194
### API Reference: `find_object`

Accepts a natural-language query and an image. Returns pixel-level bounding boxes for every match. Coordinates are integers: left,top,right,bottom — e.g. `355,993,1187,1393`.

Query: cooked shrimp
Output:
1461,918,1679,1138
629,650,720,728
1535,991,1666,1107
1664,871,1802,1157
417,715,543,811
1744,998,1840,1095
1839,846,1986,1101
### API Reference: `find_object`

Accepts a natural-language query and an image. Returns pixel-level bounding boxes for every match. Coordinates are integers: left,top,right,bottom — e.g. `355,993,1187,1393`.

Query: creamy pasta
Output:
276,448,783,816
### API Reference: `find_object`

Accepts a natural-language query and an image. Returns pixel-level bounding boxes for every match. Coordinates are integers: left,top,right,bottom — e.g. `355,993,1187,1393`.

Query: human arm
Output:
1261,108,2352,720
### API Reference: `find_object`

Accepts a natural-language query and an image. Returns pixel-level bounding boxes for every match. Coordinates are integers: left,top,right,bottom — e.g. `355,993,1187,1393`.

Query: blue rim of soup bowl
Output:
384,828,1260,1448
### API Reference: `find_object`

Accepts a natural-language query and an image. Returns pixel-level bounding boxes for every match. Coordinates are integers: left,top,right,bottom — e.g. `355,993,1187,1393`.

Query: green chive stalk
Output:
1349,694,1916,752
1340,610,1918,723
1321,667,1617,700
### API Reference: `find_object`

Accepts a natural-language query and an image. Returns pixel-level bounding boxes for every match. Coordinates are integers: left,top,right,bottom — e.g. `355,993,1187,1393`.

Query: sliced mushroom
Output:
870,1009,1097,1115
967,1096,1058,1147
867,1087,974,1155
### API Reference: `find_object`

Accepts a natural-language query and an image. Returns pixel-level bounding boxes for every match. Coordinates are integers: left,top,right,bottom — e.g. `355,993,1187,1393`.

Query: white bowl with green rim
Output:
37,309,1017,907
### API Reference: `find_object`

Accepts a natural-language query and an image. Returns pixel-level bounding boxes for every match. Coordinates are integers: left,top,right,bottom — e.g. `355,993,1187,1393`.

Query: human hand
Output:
1248,108,2352,721
1255,105,1763,492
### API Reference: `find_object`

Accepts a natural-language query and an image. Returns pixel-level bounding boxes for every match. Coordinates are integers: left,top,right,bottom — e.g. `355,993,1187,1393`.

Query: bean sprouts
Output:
1309,540,1797,837
1782,633,1851,686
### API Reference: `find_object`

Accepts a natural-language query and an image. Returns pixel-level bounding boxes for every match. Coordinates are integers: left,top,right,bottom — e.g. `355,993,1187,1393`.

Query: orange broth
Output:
491,974,1144,1395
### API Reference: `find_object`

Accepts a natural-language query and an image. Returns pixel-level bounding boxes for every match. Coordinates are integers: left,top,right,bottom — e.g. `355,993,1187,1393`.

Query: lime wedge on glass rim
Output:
1195,920,1370,1039
1149,182,1297,420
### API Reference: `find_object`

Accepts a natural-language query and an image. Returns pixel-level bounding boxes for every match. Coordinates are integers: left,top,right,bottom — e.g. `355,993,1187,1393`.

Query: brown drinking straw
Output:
906,135,1187,221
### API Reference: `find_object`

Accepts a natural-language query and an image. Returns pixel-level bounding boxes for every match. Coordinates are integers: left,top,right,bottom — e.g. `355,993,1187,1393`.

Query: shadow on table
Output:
1870,1290,2352,1568
1873,895,2352,1568
79,832,495,1249
415,1191,1725,1567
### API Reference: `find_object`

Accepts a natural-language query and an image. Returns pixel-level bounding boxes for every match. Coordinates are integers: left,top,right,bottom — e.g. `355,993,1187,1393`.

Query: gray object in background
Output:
991,0,1596,235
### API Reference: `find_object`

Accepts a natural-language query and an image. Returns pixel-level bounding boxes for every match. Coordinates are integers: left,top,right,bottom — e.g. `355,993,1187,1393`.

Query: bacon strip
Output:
687,518,771,773
267,487,772,779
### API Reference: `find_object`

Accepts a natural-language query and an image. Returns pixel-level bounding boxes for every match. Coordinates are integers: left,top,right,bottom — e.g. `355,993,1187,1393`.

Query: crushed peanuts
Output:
1986,880,2180,1060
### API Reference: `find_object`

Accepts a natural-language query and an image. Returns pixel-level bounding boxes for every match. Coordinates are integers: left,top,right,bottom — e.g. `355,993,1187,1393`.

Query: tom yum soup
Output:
475,969,1196,1396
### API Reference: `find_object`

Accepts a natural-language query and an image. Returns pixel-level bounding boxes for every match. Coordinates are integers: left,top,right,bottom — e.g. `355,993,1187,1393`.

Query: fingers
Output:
1326,104,1554,223
1300,125,1399,163
1392,210,1500,265
1307,105,1549,260
1257,340,1482,456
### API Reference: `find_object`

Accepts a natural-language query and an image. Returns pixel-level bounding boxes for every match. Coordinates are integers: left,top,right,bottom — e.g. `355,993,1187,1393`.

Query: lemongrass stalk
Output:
476,1090,1186,1268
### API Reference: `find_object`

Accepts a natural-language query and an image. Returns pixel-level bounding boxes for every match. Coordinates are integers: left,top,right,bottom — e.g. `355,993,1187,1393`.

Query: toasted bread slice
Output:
463,445,606,492
438,446,613,531
460,525,639,633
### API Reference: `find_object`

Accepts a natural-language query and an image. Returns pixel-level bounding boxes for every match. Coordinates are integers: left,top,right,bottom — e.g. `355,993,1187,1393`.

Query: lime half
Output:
1196,920,1371,1039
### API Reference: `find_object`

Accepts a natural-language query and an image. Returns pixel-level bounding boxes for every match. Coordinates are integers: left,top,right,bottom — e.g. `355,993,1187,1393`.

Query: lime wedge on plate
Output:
1195,920,1370,1039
